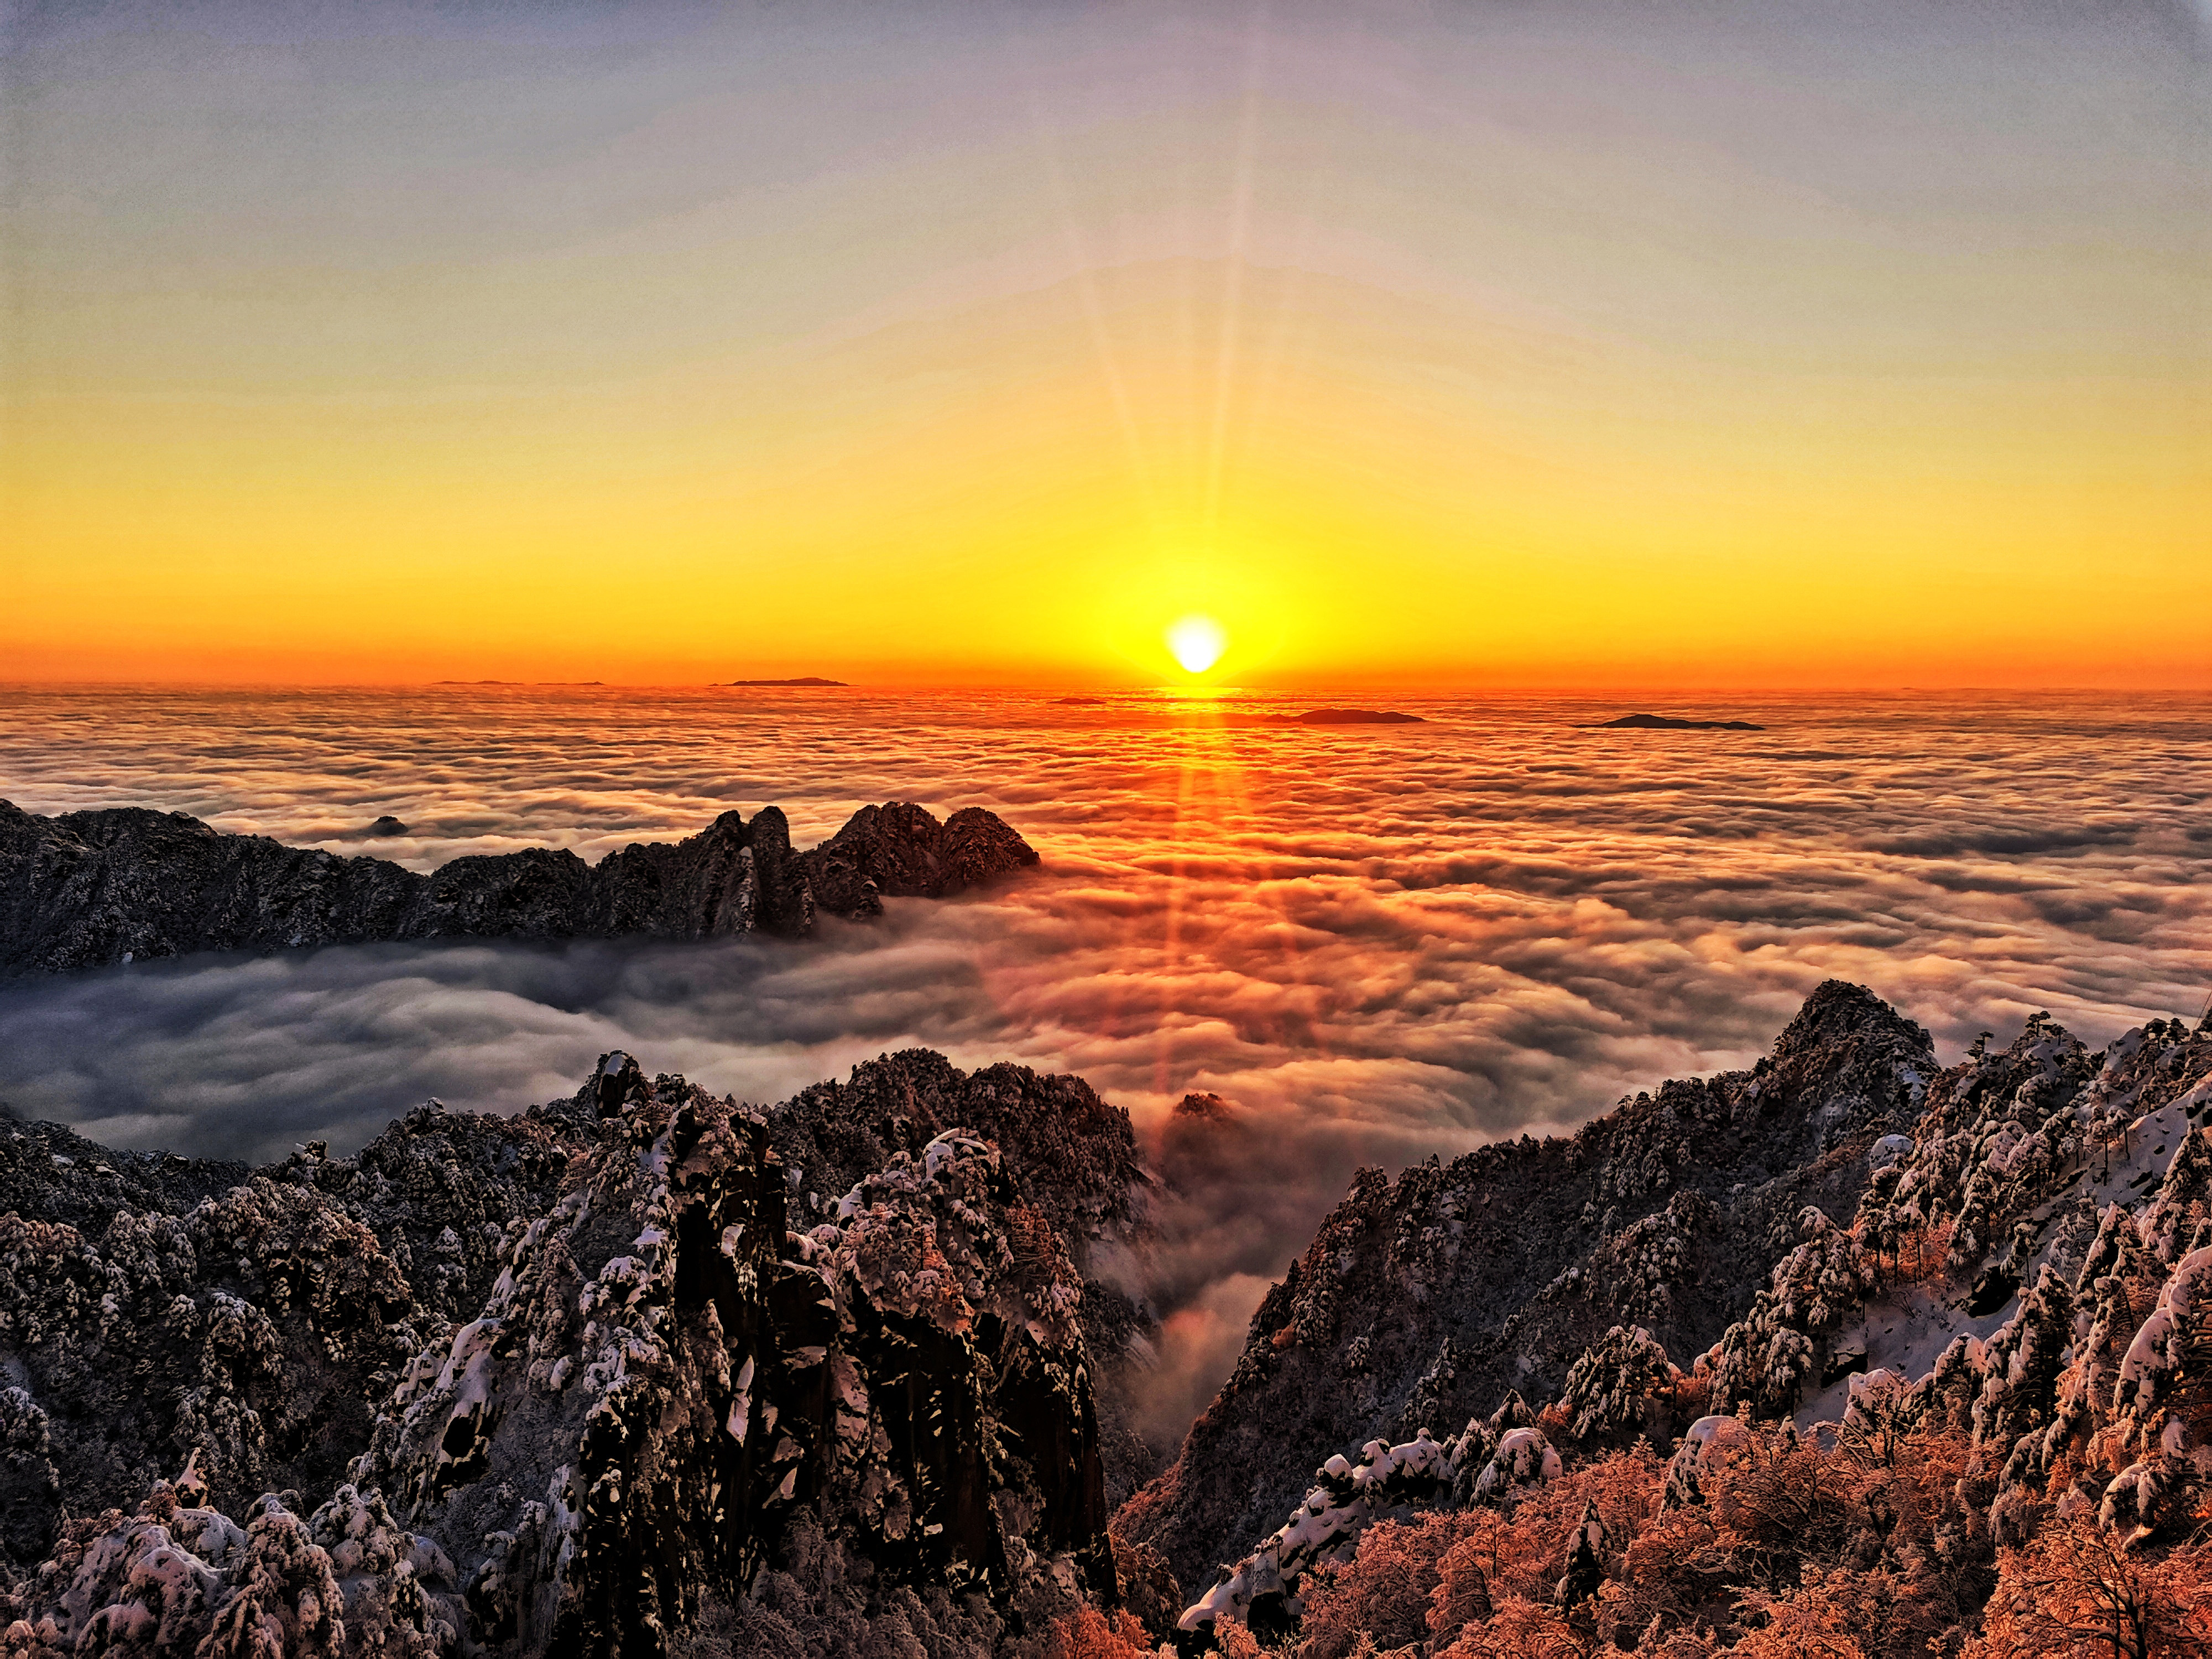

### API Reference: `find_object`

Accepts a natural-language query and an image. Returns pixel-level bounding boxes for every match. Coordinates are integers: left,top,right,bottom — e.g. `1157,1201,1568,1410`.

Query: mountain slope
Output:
1125,992,2212,1656
0,1050,1142,1657
1116,980,1936,1597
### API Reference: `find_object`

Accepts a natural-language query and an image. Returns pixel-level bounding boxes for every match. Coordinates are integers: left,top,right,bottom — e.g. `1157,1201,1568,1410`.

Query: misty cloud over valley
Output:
3,684,2206,1447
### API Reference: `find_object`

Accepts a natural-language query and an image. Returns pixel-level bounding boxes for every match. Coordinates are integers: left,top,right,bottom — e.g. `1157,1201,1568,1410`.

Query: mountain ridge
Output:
1114,980,1937,1596
4,985,2209,1654
0,800,1038,978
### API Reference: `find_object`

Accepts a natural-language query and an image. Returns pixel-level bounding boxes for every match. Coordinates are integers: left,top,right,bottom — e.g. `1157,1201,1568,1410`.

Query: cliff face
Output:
0,1050,1135,1657
339,1061,1114,1656
1125,992,2212,1655
795,803,1042,918
750,1047,1158,1511
0,800,1039,978
1115,980,1938,1598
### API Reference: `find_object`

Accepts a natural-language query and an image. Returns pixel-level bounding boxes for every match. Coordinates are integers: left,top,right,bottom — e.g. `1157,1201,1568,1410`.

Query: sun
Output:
1166,615,1228,675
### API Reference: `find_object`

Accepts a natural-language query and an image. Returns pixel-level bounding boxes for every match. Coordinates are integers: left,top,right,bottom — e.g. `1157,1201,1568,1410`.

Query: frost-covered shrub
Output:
1559,1325,1680,1444
1473,1427,1562,1504
2108,1244,2212,1463
1660,1415,1752,1511
2137,1128,2212,1269
1973,1264,2074,1475
1839,1368,1921,1463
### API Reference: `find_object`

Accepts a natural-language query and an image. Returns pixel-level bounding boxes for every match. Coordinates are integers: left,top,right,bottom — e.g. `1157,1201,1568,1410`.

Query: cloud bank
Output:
2,684,2206,1449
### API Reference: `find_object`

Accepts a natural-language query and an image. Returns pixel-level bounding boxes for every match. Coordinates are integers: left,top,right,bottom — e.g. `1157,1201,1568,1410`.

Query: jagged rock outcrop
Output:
0,1098,586,1543
0,799,1037,977
335,1067,1113,1656
744,1046,1156,1510
0,1049,1141,1656
11,974,2205,1656
1117,980,1936,1598
1136,990,2212,1652
794,803,1040,919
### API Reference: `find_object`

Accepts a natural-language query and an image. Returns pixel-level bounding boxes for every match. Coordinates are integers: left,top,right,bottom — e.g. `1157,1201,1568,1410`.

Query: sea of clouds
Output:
2,684,2206,1449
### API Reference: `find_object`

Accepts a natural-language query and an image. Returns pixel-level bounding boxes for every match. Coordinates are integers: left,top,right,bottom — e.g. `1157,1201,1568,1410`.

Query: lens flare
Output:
1166,615,1227,675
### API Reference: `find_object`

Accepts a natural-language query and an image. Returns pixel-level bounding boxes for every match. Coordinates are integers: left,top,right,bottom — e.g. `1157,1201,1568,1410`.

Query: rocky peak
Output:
0,799,1037,977
1114,980,1938,1599
0,1048,1142,1655
796,802,1042,920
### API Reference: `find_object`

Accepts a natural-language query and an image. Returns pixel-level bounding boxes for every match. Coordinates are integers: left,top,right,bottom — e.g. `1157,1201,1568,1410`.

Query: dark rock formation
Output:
1586,713,1764,731
0,1099,579,1540
753,1047,1156,1509
794,802,1041,922
1137,993,2212,1649
1116,980,1934,1596
341,1070,1113,1655
0,1049,1145,1656
364,817,409,839
722,679,848,687
7,983,2208,1654
0,800,1036,977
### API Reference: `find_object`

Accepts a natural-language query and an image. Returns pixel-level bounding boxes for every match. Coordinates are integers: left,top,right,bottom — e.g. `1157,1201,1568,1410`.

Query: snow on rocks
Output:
1,1053,1126,1657
1176,1425,1466,1635
1126,979,1942,1608
1869,1134,1914,1169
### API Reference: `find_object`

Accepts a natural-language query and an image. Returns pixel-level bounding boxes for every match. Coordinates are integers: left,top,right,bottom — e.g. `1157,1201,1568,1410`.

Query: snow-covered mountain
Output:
0,1050,1144,1655
4,982,2208,1656
1121,990,2212,1652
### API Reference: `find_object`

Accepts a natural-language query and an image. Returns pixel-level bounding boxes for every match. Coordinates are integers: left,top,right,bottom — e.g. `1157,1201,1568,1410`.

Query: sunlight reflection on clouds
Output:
0,685,2205,1434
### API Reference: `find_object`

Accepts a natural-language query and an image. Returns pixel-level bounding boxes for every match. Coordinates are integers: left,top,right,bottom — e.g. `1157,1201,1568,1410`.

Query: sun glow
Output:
1166,615,1228,676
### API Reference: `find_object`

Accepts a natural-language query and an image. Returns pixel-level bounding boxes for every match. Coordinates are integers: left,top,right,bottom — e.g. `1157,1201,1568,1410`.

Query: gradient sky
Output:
4,0,2207,687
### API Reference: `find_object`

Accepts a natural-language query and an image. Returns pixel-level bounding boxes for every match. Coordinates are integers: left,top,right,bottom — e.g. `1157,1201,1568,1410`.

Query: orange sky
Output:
3,2,2206,689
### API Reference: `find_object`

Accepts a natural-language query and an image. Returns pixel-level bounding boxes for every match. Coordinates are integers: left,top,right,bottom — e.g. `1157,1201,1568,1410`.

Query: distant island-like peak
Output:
722,677,848,687
1282,707,1426,725
1587,712,1765,731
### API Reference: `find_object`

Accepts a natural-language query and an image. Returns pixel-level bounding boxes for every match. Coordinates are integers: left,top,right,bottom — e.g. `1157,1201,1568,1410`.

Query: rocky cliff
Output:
7,983,2209,1656
0,1048,1140,1657
1117,988,2212,1655
1115,980,1938,1598
0,800,1039,977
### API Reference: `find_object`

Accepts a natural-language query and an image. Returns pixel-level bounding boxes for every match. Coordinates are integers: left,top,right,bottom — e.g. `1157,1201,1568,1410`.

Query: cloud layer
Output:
2,684,2206,1447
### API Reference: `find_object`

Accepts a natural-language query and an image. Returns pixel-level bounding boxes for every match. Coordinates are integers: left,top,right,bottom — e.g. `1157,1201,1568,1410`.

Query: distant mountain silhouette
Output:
1586,712,1764,731
723,677,848,687
1282,708,1426,725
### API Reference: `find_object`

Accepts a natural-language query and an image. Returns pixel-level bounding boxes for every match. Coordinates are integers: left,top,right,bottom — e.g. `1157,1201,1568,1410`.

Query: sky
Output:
3,0,2208,688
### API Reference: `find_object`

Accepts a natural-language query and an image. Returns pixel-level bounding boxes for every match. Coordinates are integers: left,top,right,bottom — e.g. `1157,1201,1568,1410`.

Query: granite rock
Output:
0,800,1036,977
